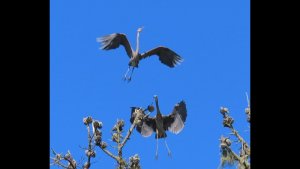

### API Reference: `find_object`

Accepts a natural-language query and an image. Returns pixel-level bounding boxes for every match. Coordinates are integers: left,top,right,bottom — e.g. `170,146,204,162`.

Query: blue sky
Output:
50,0,250,168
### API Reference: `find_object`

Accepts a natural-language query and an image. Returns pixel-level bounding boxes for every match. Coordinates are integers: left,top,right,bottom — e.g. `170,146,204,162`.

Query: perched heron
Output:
130,95,187,159
97,27,183,82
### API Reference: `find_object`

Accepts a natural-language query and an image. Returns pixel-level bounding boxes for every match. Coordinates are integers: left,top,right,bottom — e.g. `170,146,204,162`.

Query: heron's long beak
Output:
144,111,152,118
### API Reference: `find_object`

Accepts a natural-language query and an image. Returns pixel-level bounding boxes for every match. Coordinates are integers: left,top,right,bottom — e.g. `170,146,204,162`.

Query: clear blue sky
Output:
50,0,250,168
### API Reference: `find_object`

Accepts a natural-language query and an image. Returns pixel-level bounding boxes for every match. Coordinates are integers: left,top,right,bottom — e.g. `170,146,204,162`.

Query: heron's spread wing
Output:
136,117,156,137
163,101,187,134
140,121,154,137
140,46,183,67
97,33,133,58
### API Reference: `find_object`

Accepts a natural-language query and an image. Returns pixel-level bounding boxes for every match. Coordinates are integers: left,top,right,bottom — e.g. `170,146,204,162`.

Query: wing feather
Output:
137,117,156,137
140,46,183,67
97,33,133,58
140,121,154,137
163,101,187,134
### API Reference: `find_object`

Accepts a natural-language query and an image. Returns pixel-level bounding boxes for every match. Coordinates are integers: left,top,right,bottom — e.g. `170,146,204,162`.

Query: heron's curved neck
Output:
155,99,161,115
135,31,141,54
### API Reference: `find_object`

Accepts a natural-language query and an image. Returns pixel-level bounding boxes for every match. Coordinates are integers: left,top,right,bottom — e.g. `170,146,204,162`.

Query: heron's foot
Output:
122,75,132,82
168,151,172,158
155,154,158,160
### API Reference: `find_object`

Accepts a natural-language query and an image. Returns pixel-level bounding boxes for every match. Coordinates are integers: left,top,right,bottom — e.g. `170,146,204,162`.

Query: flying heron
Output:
130,95,187,159
97,27,183,82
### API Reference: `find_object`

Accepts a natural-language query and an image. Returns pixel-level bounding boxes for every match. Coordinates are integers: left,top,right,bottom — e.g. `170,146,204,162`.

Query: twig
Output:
50,157,69,169
229,127,248,148
120,123,136,150
245,92,251,124
50,149,75,169
99,146,119,161
54,162,69,169
86,124,93,168
64,157,76,169
51,148,57,156
116,124,127,168
245,92,250,108
117,125,122,158
225,147,250,169
229,126,250,157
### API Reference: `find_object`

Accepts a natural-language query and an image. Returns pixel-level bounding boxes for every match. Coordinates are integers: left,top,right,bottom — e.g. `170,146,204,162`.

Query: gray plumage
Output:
97,27,183,81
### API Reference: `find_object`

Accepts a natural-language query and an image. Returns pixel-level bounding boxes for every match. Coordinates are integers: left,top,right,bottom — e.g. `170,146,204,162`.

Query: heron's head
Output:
153,95,158,102
137,27,144,33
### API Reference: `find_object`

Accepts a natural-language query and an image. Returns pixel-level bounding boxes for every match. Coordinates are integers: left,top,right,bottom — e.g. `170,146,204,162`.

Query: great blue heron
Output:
97,27,183,82
130,95,187,159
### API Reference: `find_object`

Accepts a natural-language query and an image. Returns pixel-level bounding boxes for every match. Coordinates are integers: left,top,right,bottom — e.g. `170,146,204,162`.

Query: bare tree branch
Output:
84,123,93,169
245,92,250,108
51,115,142,169
219,96,250,169
50,150,76,169
225,147,250,169
120,123,136,150
64,156,76,169
50,157,69,169
99,146,119,161
228,127,250,156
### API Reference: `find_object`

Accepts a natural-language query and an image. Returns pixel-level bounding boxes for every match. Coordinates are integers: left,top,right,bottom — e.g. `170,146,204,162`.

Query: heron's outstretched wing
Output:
97,33,133,58
139,46,183,67
163,101,187,134
136,117,156,137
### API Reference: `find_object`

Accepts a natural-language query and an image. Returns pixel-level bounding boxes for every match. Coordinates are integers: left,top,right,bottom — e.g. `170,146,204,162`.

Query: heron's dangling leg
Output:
164,138,172,158
155,129,159,160
123,66,131,81
127,67,135,82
